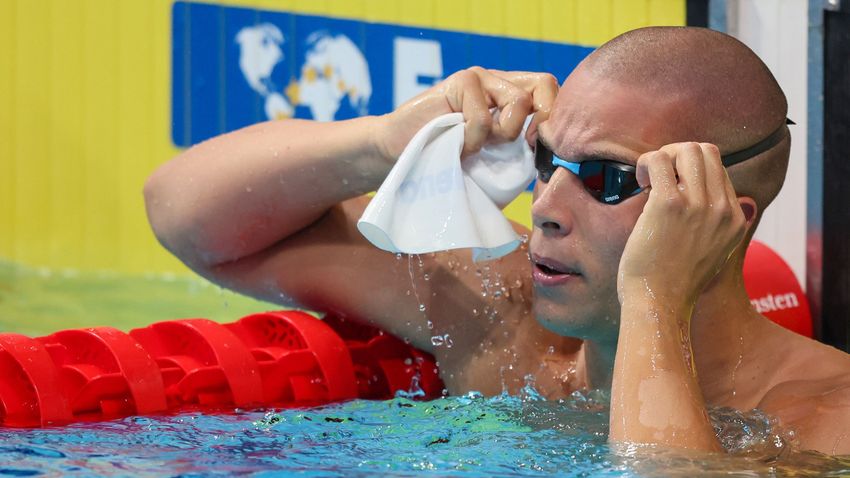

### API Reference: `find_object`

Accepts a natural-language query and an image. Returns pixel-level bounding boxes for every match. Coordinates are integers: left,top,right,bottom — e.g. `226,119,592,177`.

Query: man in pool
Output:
145,27,850,454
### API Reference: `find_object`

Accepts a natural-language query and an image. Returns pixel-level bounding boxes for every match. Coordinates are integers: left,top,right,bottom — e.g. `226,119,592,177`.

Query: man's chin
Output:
533,306,617,341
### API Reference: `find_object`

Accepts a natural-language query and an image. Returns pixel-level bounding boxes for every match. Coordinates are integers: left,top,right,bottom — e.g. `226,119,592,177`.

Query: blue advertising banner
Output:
171,1,594,148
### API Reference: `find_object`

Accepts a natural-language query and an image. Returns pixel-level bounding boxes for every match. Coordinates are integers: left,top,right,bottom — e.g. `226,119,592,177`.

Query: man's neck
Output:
689,263,777,408
691,273,758,349
582,338,617,390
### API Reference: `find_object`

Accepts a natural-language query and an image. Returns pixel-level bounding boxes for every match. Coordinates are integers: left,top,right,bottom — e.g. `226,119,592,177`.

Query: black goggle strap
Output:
720,118,794,167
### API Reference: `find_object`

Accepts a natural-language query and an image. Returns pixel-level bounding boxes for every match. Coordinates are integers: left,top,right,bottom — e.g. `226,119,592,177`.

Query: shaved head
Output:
582,26,787,150
576,26,791,225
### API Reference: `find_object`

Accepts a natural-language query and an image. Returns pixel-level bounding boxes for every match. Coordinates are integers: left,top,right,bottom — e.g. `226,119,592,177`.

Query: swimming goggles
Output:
534,119,794,205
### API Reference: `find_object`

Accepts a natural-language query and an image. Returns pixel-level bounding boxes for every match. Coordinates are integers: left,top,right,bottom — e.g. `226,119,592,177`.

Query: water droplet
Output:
430,334,451,347
419,304,427,312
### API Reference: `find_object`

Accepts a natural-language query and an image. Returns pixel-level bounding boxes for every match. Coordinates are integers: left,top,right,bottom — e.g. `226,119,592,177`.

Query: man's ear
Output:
738,196,758,228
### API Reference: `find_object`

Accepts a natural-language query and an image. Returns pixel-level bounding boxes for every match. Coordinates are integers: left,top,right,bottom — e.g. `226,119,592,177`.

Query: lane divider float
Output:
0,311,444,427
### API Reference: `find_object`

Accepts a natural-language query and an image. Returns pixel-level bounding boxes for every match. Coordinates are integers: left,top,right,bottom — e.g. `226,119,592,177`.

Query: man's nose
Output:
531,171,575,236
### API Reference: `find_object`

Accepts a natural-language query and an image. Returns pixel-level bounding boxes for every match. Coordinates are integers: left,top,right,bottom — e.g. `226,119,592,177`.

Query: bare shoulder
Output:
758,359,850,455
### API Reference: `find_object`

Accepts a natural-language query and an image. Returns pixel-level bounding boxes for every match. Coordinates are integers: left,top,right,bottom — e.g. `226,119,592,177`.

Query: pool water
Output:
1,391,848,477
1,261,849,476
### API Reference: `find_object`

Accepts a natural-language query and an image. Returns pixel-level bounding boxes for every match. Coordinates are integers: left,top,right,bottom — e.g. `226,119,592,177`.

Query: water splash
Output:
519,374,546,402
709,406,796,457
395,375,426,400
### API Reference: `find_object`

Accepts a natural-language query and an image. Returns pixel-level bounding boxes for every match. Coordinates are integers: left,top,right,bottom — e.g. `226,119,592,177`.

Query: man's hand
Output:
610,142,747,452
618,142,748,308
374,68,559,162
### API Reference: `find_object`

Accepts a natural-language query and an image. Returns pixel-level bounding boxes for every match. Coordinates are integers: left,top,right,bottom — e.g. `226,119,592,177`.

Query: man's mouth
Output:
531,256,582,286
536,263,568,274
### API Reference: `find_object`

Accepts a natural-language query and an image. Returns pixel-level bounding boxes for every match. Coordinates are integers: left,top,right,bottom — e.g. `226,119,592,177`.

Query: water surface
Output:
1,392,848,477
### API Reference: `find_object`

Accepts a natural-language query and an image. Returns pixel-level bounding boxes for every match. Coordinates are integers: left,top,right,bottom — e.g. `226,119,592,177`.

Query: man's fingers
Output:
699,143,733,206
448,70,493,155
661,142,707,204
488,70,559,111
488,70,559,143
471,68,533,142
703,143,746,240
636,150,677,199
443,68,560,154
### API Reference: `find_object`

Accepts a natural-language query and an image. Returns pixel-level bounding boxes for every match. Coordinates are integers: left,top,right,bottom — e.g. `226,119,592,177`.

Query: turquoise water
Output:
1,391,848,477
2,261,849,476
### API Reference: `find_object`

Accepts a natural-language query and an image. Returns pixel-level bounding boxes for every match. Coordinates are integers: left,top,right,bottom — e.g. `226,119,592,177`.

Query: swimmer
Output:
145,26,850,454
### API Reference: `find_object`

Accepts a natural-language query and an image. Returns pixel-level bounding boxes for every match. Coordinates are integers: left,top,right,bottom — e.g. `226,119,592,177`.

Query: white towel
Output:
357,112,535,262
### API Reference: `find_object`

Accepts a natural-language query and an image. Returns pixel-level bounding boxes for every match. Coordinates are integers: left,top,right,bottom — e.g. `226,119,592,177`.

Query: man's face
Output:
529,68,687,342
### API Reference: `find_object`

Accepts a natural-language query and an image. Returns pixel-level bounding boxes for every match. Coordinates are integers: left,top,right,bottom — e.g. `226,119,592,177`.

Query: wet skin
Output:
530,71,659,344
146,63,850,454
529,68,850,452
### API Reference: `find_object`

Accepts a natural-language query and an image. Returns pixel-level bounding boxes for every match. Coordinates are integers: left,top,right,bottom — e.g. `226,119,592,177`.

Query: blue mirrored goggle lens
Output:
535,140,642,205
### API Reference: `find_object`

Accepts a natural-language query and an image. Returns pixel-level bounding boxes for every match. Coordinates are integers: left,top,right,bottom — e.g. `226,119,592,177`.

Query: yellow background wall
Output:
0,0,684,275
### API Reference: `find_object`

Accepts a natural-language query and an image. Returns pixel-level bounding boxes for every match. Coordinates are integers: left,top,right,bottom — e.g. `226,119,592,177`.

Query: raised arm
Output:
143,68,558,353
609,142,747,451
144,116,393,269
144,68,553,270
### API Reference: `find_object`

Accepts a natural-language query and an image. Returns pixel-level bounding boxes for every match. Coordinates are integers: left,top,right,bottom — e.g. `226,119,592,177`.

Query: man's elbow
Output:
143,166,208,270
